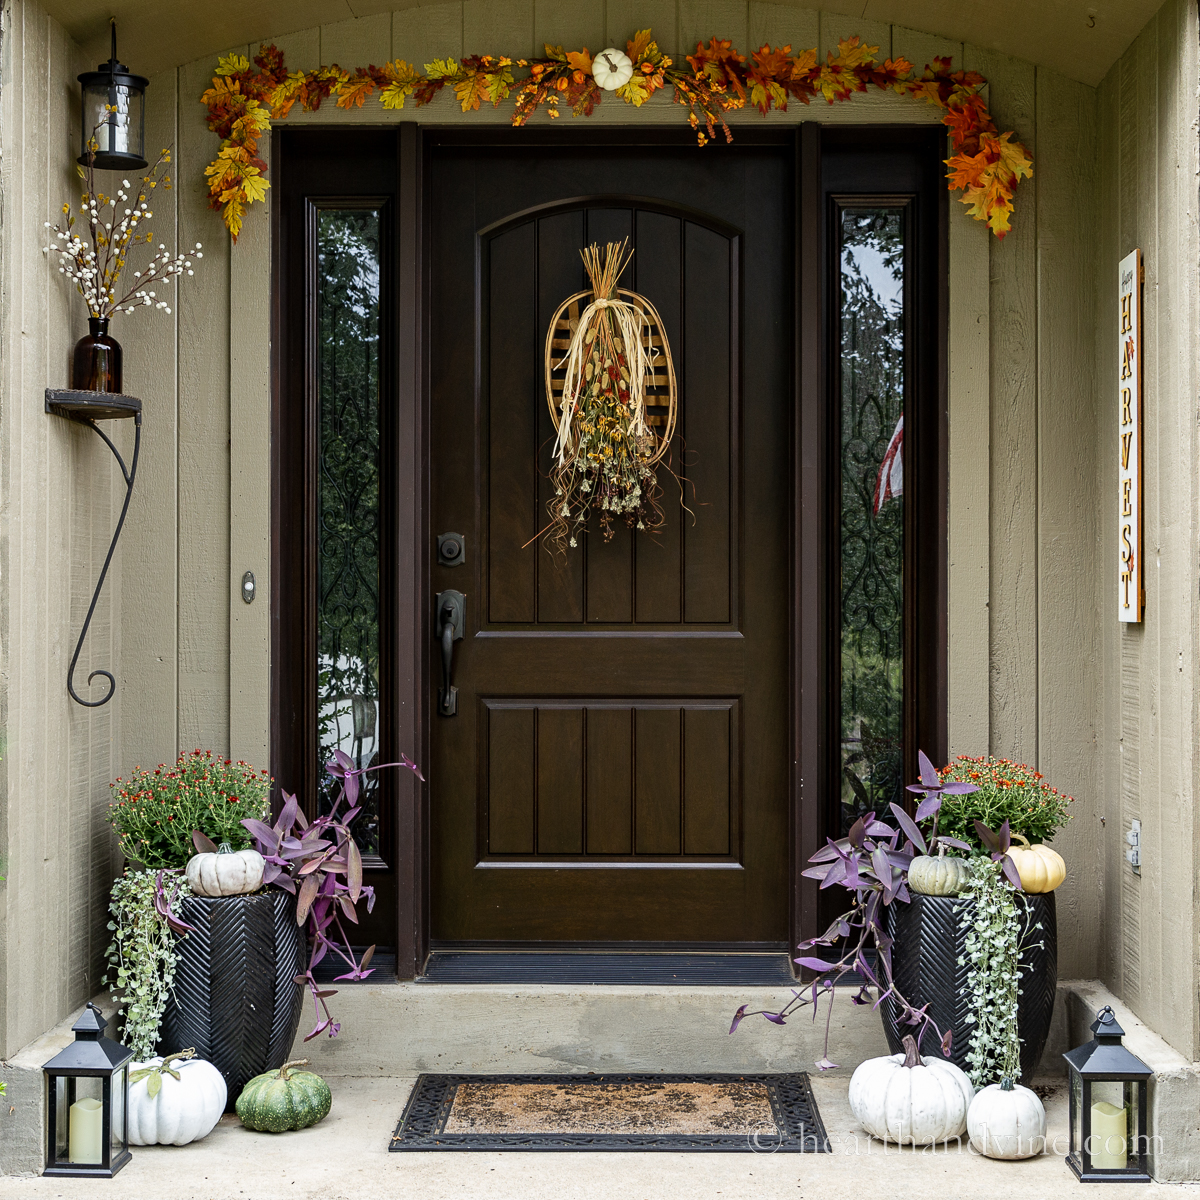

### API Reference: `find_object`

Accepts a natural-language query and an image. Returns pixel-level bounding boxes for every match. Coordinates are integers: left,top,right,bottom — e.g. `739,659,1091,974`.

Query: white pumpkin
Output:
128,1051,227,1146
186,842,265,896
592,48,634,90
968,1079,1046,1159
848,1035,974,1145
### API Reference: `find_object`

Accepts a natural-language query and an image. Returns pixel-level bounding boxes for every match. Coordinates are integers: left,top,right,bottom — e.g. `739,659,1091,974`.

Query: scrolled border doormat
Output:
389,1072,829,1152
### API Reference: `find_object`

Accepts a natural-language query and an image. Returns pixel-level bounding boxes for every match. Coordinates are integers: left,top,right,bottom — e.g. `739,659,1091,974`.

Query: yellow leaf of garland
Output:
617,76,651,106
832,36,877,69
425,58,460,79
242,171,270,203
216,53,250,77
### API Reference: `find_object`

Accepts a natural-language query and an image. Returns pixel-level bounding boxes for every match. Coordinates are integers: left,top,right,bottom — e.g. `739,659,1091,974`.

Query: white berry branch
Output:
43,113,202,319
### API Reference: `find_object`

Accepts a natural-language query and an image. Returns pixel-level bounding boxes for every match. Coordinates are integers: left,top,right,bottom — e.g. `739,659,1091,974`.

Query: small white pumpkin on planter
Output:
591,48,634,90
967,1077,1046,1159
848,1034,975,1145
907,847,969,896
128,1049,227,1146
186,841,265,897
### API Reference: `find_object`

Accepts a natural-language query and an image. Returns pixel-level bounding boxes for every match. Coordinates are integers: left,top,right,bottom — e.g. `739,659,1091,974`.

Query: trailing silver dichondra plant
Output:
957,857,1044,1087
104,870,191,1060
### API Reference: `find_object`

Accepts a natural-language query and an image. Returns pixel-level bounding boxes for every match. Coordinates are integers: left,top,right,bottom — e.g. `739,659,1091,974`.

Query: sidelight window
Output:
838,207,906,834
315,207,383,854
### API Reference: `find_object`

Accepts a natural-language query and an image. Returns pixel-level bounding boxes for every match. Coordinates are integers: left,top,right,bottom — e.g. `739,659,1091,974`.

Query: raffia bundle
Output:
540,240,678,551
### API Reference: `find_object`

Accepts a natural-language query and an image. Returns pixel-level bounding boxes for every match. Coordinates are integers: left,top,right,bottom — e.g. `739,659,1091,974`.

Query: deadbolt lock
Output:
437,532,466,568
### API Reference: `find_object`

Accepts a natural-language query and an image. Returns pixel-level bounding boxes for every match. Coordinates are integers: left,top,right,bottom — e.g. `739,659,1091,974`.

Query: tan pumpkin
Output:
1005,834,1066,893
908,853,969,896
186,842,265,897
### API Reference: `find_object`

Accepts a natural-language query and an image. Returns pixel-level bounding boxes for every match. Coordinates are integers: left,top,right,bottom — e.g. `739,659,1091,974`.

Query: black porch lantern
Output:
1063,1005,1153,1183
42,1002,132,1178
77,20,148,171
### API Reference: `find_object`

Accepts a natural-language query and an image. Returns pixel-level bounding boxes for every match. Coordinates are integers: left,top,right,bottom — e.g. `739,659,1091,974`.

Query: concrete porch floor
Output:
6,1071,1199,1200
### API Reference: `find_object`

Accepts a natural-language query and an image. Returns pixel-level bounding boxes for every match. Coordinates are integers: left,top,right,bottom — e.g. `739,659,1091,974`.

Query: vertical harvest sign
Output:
1118,249,1143,622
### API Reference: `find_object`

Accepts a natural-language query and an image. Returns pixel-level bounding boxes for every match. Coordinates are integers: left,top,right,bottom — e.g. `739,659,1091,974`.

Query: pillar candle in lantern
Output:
1090,1100,1127,1169
68,1097,103,1163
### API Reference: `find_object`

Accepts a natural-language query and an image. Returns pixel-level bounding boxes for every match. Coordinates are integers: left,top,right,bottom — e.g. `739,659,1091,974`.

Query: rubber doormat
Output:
389,1072,829,1151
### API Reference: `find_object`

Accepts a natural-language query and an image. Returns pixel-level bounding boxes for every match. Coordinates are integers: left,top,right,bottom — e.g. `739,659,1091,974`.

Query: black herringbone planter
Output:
159,890,305,1108
881,891,1057,1086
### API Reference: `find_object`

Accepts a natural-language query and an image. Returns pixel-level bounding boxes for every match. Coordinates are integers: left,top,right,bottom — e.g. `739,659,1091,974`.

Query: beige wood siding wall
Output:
117,0,1108,984
112,1,1108,985
1096,0,1200,1061
0,0,122,1058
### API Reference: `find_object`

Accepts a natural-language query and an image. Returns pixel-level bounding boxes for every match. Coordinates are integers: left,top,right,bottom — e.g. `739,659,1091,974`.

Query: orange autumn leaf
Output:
748,44,794,113
626,29,657,64
566,49,592,74
335,72,375,109
688,37,747,100
791,47,817,77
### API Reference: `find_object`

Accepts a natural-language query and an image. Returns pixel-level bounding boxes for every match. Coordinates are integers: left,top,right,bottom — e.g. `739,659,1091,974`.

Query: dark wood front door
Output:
428,138,792,944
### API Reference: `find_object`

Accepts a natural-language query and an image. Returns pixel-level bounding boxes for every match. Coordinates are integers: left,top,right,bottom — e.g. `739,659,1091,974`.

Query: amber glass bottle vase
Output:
72,316,122,393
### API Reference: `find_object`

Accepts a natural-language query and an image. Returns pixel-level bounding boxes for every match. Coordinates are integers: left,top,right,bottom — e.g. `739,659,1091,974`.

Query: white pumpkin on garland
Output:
967,1077,1046,1159
848,1035,975,1145
592,48,634,90
128,1050,227,1146
186,841,265,897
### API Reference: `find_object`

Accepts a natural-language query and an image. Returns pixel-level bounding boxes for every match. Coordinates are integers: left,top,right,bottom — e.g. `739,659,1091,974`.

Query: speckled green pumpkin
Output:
907,854,969,897
235,1059,331,1132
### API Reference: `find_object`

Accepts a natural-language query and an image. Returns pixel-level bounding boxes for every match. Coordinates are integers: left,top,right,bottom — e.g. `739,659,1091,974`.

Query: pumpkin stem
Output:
1010,834,1030,848
1000,1076,1015,1091
217,842,233,854
900,1034,922,1069
278,1058,310,1080
128,1047,196,1086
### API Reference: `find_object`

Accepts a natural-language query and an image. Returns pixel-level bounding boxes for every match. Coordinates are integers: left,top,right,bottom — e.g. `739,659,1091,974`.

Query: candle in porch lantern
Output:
68,1097,103,1163
1090,1100,1128,1169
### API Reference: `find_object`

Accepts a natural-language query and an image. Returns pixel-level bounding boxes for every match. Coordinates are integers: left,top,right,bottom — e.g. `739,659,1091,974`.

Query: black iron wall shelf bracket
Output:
45,388,142,707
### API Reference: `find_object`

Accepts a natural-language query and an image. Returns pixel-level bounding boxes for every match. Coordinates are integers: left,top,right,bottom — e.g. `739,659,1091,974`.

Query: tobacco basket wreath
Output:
540,240,678,551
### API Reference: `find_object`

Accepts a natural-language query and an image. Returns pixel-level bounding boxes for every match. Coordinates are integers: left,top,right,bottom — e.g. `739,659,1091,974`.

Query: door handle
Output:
436,590,465,716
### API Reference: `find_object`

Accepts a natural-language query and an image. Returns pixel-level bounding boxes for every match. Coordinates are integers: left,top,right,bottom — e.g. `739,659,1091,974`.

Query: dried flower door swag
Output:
539,241,679,551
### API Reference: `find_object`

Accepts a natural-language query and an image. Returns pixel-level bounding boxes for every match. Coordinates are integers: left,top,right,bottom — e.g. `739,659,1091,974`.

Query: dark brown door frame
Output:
797,125,950,957
272,122,948,980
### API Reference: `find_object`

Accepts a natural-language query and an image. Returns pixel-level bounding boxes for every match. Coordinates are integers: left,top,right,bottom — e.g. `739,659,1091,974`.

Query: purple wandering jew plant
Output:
730,751,981,1070
237,749,423,1041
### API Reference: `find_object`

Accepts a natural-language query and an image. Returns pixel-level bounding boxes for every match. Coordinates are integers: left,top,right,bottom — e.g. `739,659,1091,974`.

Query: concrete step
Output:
288,982,892,1077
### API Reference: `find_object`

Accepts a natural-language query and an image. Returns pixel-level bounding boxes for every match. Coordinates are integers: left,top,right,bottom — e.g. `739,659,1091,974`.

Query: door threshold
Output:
417,950,795,986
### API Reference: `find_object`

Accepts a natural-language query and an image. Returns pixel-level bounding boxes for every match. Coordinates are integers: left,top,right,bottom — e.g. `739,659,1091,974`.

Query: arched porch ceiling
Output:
52,0,1153,88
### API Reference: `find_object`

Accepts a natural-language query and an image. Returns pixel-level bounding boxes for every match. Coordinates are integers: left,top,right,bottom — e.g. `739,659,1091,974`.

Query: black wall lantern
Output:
1064,1005,1153,1183
77,19,148,171
42,1003,133,1178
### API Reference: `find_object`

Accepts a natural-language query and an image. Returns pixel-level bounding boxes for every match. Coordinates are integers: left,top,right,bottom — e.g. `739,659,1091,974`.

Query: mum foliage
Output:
201,31,1031,242
107,750,271,871
937,755,1074,851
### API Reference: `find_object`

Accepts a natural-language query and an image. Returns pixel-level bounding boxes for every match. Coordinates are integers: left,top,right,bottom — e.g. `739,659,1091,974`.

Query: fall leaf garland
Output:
202,31,1032,243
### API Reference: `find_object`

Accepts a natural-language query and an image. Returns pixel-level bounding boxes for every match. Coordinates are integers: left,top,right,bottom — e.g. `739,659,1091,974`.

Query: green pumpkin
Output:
235,1059,331,1133
908,853,969,896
